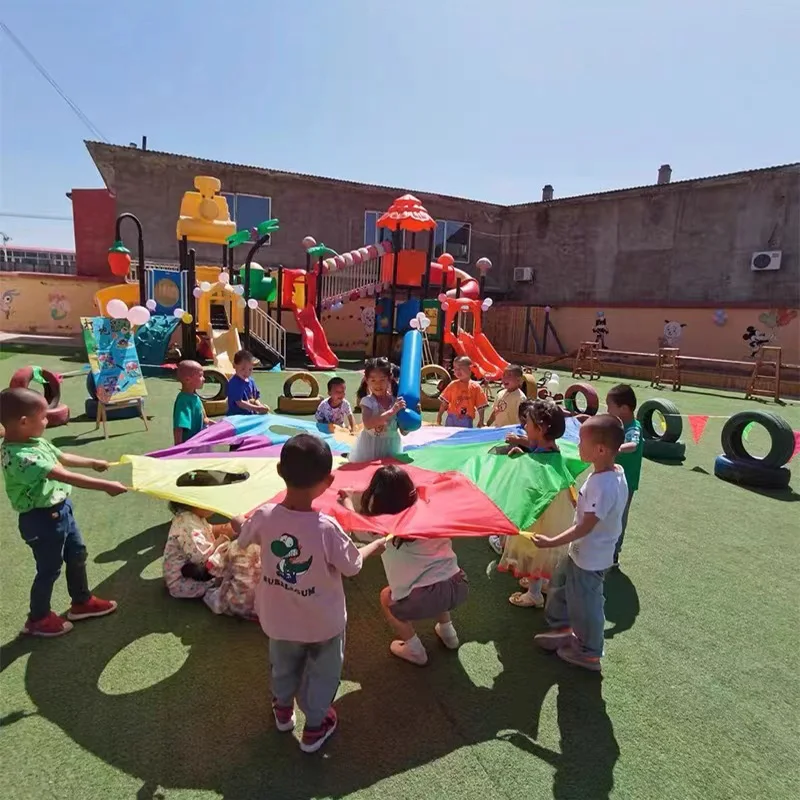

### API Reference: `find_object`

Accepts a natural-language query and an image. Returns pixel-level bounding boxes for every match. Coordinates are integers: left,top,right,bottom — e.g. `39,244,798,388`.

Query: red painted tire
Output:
564,383,599,416
8,366,70,427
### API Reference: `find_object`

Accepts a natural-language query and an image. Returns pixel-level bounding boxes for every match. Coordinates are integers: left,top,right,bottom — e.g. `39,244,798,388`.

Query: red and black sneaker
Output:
22,612,74,638
272,700,296,733
300,707,338,753
67,596,118,621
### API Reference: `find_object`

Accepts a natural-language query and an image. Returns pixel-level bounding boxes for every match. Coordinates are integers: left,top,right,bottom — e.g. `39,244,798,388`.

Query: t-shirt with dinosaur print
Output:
1,438,71,513
238,503,363,642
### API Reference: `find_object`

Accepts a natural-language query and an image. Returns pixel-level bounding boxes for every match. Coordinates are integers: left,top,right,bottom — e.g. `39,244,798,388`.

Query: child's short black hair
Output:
607,383,637,411
327,376,346,392
279,433,333,489
527,398,566,439
583,414,625,451
357,357,398,400
0,387,46,427
517,398,535,426
233,349,254,366
504,364,524,379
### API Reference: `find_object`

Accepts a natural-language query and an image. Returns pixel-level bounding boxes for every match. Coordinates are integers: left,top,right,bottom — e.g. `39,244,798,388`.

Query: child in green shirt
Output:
1,388,127,637
173,360,212,445
606,384,644,566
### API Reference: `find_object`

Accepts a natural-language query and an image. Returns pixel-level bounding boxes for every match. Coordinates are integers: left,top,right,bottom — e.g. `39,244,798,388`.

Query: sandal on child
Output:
518,577,530,589
509,591,544,608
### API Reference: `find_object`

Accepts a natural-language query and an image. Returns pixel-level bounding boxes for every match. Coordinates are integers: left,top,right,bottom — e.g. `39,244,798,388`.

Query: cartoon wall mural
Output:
660,319,687,348
592,311,609,349
48,292,70,321
1,288,20,320
360,305,375,336
742,308,798,357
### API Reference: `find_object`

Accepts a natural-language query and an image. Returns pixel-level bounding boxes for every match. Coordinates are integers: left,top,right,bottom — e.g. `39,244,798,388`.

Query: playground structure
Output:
94,183,506,388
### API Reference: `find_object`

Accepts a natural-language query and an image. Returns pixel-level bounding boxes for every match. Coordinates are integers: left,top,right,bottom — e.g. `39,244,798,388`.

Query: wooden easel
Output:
746,346,782,401
651,348,681,390
572,341,601,380
95,397,149,439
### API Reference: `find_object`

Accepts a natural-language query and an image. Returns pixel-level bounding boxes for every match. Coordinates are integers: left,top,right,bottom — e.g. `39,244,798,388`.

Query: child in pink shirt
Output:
235,434,384,753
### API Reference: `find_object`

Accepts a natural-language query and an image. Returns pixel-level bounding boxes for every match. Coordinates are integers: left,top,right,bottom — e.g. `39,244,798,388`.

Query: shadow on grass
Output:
738,485,800,502
1,533,620,799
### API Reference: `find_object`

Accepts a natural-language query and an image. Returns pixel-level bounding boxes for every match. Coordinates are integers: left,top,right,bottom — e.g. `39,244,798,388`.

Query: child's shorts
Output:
445,413,473,428
390,570,468,621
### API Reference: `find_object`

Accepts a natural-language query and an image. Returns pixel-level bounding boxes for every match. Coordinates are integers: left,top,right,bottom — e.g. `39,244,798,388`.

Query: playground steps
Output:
210,304,229,330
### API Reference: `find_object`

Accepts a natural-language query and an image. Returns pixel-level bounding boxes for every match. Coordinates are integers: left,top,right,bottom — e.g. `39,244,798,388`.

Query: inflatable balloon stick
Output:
397,330,422,433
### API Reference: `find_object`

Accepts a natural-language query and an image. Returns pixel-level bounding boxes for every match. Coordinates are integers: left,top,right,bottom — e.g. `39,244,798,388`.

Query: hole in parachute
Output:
175,469,250,488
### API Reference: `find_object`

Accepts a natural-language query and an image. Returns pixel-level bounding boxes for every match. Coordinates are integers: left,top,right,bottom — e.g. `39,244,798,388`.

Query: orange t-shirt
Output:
440,379,488,420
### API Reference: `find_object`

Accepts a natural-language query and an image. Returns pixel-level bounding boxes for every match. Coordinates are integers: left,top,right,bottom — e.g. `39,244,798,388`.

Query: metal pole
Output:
388,223,401,359
542,307,550,354
187,248,197,359
243,232,272,351
114,213,146,306
316,256,323,319
422,227,434,298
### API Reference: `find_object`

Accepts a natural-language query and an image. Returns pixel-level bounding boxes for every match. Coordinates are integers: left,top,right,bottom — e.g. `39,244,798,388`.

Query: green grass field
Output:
1,348,798,800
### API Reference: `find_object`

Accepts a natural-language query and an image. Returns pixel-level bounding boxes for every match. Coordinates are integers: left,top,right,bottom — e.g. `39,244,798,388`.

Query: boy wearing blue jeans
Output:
532,414,628,671
1,388,127,637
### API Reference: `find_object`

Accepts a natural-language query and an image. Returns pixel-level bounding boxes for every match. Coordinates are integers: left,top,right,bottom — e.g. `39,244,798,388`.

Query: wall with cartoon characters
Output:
275,299,377,356
542,306,800,363
1,273,119,336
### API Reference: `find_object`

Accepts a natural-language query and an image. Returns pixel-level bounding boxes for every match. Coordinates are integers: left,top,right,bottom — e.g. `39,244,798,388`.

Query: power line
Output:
0,211,72,221
0,21,109,142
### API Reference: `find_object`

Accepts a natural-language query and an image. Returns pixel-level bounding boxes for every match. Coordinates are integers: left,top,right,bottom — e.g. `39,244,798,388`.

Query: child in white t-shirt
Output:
339,465,468,666
532,415,628,672
486,364,527,428
315,376,355,434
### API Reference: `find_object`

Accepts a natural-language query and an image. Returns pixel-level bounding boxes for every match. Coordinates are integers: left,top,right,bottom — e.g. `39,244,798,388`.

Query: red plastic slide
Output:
474,331,509,376
294,304,339,370
456,331,503,380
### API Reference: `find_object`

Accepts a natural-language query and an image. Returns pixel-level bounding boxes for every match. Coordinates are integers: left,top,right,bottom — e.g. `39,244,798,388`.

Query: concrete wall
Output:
498,167,800,307
0,273,117,335
85,143,505,287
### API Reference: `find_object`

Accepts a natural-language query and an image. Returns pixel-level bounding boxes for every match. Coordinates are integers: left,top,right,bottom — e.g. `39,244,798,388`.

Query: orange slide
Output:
294,304,339,370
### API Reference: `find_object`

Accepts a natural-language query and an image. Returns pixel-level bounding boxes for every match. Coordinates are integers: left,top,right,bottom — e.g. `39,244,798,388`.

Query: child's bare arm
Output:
58,452,109,471
236,399,269,414
618,442,637,453
173,428,184,445
477,406,487,427
346,413,356,434
358,537,388,560
533,513,598,548
362,400,405,430
48,465,126,496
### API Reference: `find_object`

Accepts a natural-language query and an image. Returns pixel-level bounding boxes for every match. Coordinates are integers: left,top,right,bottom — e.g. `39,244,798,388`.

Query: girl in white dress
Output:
349,358,406,463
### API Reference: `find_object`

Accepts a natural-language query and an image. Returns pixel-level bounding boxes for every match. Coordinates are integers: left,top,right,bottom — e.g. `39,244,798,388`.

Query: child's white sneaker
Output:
488,535,505,555
390,636,428,666
434,621,460,650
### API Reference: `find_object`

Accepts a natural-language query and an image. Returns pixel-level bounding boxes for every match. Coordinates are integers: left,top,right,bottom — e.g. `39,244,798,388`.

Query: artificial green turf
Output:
0,350,798,800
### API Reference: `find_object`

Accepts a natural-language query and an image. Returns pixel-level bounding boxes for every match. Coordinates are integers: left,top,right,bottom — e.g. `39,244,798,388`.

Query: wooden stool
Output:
95,397,148,439
572,341,601,380
746,346,782,401
651,348,681,390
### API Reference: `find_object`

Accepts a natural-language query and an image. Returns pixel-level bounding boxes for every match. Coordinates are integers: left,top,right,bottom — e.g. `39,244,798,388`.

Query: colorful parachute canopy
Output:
125,413,589,537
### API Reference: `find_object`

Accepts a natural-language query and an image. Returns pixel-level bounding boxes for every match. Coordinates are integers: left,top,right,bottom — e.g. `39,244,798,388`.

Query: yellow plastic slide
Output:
211,327,242,376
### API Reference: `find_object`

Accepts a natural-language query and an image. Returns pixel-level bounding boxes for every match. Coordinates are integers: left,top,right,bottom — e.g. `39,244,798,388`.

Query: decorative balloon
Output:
145,299,157,311
106,299,129,319
441,301,450,311
302,236,317,250
410,318,420,329
247,298,258,309
173,308,185,319
476,257,492,274
127,305,151,326
237,297,247,309
181,312,193,324
199,281,211,293
218,272,230,285
776,308,798,327
192,287,203,299
481,298,494,312
233,285,245,296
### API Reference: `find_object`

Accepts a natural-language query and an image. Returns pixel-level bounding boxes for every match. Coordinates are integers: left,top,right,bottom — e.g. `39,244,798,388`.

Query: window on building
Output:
434,220,471,263
364,210,406,249
221,193,272,244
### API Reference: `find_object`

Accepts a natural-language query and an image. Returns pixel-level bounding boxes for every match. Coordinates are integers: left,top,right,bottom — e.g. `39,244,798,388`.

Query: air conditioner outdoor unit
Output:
514,267,534,282
750,251,782,271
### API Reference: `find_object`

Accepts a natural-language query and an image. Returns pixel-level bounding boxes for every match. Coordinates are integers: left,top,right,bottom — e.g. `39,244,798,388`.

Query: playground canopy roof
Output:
377,194,437,232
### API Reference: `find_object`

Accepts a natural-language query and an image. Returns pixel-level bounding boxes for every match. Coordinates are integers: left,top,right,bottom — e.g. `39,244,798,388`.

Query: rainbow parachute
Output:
122,414,589,537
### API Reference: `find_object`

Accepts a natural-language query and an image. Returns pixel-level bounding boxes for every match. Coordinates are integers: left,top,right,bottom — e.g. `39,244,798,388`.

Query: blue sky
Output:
1,0,798,249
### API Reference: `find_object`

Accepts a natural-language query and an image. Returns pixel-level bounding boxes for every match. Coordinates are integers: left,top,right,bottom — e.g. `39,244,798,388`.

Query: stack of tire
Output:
637,398,685,461
714,411,794,490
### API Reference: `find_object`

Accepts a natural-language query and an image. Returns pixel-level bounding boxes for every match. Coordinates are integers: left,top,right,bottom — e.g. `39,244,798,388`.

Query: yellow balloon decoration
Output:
181,312,193,324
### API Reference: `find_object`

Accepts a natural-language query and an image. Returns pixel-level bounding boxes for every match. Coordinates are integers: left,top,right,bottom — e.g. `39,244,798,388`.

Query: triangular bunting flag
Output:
792,431,800,462
688,415,710,444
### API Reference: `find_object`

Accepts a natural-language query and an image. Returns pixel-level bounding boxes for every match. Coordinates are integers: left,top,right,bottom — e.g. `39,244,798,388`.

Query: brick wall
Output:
84,143,799,308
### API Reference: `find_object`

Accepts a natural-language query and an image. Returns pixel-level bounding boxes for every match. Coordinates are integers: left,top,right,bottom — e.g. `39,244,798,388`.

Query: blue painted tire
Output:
713,454,790,490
